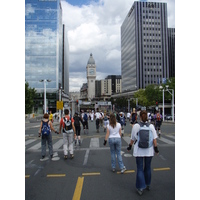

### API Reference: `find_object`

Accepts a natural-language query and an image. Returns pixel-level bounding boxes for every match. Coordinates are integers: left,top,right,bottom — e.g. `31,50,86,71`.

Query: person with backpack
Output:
73,112,83,146
127,110,159,196
95,108,101,133
153,110,163,138
59,109,76,159
38,113,58,161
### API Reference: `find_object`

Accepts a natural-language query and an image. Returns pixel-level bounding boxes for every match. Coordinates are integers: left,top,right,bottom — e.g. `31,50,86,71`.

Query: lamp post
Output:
39,79,51,114
159,85,174,122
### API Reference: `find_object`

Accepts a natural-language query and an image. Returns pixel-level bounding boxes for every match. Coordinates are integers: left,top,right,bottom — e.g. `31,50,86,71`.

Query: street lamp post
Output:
39,79,51,114
160,85,174,122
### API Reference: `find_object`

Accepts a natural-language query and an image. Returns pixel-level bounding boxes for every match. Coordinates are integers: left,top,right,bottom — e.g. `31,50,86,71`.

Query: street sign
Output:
56,101,63,110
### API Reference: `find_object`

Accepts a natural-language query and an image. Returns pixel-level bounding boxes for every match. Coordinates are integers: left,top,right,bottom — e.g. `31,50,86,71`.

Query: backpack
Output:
74,116,80,126
156,113,161,121
83,113,88,121
120,116,125,126
41,120,51,136
63,117,72,132
137,122,153,148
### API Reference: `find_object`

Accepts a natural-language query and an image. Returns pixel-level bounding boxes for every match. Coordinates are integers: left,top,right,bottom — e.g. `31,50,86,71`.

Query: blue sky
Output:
61,0,175,92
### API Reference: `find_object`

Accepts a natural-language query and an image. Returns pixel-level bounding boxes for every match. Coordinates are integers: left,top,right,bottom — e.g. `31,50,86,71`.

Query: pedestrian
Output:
95,108,101,133
153,110,163,138
73,112,83,146
49,110,53,123
90,110,94,122
103,112,110,132
99,110,104,127
82,110,89,134
131,108,137,125
119,112,126,137
127,110,159,195
38,113,58,161
59,109,76,159
103,113,126,173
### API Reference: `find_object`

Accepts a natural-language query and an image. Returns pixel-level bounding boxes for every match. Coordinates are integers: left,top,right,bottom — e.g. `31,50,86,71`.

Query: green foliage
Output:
133,77,175,107
25,81,36,114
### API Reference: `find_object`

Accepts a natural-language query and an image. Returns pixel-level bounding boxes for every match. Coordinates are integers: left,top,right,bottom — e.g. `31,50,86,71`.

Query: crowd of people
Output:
38,107,163,196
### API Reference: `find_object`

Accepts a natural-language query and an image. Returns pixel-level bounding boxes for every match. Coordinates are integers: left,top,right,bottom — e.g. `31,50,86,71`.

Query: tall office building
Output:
168,28,175,78
25,0,69,113
121,1,169,92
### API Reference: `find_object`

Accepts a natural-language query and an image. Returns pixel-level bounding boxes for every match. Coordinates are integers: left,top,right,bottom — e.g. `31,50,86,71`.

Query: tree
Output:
25,81,36,114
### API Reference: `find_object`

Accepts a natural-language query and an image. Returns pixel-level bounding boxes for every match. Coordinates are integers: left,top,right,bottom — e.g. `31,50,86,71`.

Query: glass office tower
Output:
121,1,169,92
25,0,64,113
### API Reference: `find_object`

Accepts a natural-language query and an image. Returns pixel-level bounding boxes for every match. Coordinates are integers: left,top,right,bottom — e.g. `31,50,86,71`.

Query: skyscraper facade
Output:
168,28,175,78
121,1,169,92
25,0,68,113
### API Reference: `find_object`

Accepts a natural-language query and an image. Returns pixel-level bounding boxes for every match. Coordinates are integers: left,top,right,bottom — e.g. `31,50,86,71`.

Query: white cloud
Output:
61,0,175,92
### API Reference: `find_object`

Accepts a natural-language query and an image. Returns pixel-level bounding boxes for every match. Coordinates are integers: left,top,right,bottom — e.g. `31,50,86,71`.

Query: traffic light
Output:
156,101,158,106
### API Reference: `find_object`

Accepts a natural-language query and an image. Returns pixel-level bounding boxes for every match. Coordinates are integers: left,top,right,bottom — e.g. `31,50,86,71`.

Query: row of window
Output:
144,56,162,59
144,63,162,66
144,33,161,36
143,10,160,14
144,45,161,48
144,68,162,72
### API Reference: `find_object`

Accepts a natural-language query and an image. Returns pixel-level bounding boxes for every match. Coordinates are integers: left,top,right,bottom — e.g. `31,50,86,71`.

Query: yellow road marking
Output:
117,170,135,174
153,167,171,171
72,177,84,200
82,172,100,176
47,174,66,177
25,175,30,178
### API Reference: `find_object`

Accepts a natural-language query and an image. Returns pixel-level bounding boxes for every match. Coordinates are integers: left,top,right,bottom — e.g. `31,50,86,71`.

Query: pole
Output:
44,79,46,114
59,87,62,122
172,89,174,122
163,89,165,122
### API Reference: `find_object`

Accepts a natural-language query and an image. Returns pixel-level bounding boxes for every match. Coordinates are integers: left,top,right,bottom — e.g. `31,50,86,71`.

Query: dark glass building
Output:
25,0,69,113
168,28,175,78
121,1,169,92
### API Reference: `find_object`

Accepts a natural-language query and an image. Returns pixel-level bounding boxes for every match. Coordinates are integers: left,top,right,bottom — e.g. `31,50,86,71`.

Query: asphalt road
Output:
25,119,175,200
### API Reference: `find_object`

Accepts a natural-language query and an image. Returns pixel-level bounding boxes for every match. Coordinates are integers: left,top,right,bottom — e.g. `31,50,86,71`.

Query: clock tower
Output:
86,53,96,100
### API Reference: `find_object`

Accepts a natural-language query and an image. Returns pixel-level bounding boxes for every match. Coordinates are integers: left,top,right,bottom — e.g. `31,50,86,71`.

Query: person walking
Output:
95,108,101,133
103,112,110,132
59,109,76,159
82,110,89,134
153,110,163,138
127,110,159,195
103,113,126,173
131,108,137,125
49,110,53,123
38,113,58,161
73,112,83,146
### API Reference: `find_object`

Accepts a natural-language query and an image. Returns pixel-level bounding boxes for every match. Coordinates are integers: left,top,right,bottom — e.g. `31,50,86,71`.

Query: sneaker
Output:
70,154,74,159
137,189,143,196
121,166,126,174
146,185,150,191
64,155,68,160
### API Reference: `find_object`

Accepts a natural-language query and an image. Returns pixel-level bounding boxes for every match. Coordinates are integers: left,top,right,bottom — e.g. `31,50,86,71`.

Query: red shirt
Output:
60,115,74,128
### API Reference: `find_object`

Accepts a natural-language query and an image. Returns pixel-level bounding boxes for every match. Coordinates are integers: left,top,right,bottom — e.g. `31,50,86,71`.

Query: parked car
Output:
165,114,172,120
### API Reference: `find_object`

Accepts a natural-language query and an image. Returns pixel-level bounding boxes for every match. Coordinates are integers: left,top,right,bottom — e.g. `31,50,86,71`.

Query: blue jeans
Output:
41,133,53,157
109,138,124,170
136,157,153,190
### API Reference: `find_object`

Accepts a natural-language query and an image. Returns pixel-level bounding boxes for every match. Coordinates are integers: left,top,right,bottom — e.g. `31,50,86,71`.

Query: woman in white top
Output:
104,113,126,173
127,110,159,195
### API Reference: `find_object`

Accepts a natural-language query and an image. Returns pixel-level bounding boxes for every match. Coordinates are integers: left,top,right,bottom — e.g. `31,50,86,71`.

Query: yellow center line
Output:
72,177,84,200
153,167,171,171
117,170,135,174
47,174,66,177
82,172,101,176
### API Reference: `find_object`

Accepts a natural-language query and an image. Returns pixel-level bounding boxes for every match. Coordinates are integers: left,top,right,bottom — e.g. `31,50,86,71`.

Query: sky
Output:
61,0,175,92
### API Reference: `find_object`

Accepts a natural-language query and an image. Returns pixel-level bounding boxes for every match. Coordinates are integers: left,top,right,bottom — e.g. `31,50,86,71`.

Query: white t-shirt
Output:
95,112,101,119
107,122,121,138
131,122,158,157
